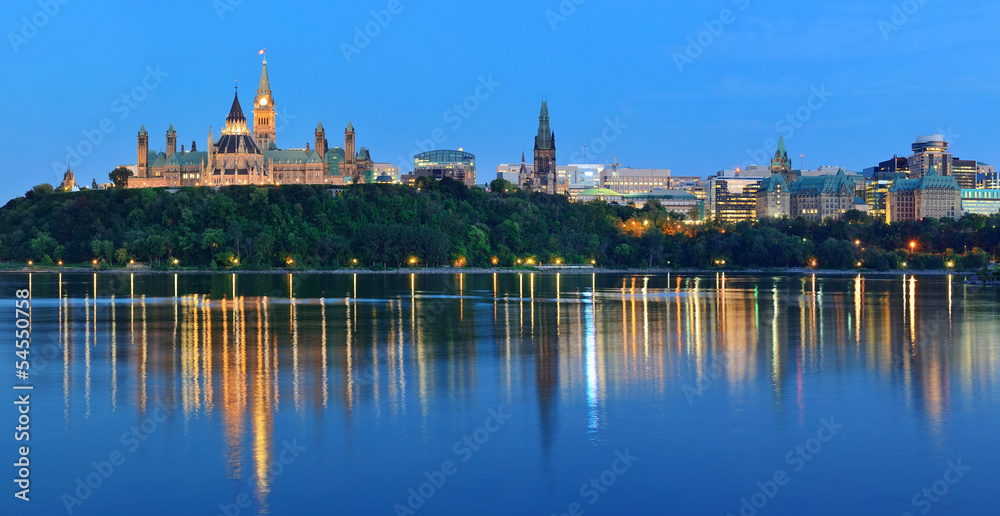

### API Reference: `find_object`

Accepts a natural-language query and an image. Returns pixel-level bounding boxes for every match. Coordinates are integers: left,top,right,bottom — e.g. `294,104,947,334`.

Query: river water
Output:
3,272,998,515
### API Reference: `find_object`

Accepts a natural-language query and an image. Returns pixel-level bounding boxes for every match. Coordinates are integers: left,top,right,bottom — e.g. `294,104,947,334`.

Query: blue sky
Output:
3,0,998,198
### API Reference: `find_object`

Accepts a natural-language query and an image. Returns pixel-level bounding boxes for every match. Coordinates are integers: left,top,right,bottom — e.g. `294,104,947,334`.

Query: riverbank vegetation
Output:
1,179,997,271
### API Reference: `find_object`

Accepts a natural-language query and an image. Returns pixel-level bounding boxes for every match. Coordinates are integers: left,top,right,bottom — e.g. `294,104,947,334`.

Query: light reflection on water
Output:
5,272,1000,515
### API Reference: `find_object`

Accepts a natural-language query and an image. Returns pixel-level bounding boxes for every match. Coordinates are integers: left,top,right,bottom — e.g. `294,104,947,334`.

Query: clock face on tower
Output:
259,98,268,107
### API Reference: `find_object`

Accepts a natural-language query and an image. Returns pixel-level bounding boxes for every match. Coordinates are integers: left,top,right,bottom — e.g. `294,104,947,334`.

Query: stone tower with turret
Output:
533,101,557,194
253,58,276,150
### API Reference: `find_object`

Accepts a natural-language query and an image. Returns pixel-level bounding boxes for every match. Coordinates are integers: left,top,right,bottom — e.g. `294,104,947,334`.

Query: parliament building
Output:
128,59,375,188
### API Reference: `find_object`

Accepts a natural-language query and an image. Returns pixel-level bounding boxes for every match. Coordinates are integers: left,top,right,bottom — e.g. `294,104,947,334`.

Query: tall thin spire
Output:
536,101,553,150
258,59,271,97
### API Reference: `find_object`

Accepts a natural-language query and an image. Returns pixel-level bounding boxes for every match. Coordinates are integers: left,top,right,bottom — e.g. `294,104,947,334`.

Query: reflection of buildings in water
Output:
37,271,1000,500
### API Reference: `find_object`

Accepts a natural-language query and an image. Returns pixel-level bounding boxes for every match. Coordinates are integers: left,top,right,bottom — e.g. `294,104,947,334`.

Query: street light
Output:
946,261,955,269
27,260,33,266
173,259,180,266
909,241,917,252
57,260,63,266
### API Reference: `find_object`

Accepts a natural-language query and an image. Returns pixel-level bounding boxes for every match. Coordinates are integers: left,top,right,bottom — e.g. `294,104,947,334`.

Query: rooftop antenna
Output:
800,154,804,171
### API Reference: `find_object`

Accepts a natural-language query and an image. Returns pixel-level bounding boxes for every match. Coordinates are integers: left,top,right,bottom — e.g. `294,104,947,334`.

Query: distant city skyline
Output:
3,0,998,198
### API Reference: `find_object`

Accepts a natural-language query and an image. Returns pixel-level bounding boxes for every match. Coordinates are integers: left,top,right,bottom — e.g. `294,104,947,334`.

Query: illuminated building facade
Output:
770,136,797,184
622,189,704,217
404,149,477,187
952,159,978,190
129,59,374,188
602,168,672,194
960,189,1000,215
866,180,894,222
888,166,963,222
756,169,855,221
709,178,762,222
908,135,952,178
756,174,790,219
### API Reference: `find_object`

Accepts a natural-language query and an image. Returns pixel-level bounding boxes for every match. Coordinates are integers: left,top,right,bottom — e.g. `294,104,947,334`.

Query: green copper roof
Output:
346,121,354,132
576,188,621,197
759,174,789,193
536,101,553,150
139,125,147,136
266,149,312,165
257,60,271,97
776,136,788,159
889,166,959,192
167,124,176,135
622,189,698,200
316,121,324,132
164,151,208,166
789,171,854,196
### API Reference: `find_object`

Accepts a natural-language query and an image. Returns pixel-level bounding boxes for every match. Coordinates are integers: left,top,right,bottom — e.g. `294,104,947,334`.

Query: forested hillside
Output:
1,178,997,270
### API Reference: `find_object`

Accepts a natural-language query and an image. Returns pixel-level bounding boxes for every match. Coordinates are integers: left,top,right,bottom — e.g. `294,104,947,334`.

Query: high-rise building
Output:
709,178,763,222
865,180,894,222
908,135,952,178
869,157,909,180
952,159,979,190
979,163,997,189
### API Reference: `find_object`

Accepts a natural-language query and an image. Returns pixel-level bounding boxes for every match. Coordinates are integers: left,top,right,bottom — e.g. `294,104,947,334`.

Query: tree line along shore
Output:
2,178,998,273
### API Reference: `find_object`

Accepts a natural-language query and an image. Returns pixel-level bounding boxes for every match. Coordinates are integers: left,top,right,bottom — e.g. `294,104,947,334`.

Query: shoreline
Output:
0,266,978,277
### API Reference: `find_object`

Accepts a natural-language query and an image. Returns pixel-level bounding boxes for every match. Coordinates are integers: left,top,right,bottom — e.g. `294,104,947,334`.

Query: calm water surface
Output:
3,272,999,515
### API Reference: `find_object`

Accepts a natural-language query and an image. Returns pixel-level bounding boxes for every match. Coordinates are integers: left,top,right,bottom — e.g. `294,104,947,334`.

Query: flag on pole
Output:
259,49,266,55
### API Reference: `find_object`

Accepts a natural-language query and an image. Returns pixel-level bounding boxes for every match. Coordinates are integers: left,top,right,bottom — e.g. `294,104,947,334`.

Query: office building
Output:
404,149,477,187
888,166,963,222
908,135,953,178
961,189,1000,215
602,168,672,194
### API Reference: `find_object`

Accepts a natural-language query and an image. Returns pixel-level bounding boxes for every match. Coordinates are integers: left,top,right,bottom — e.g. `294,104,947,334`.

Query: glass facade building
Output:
412,150,477,187
961,189,1000,215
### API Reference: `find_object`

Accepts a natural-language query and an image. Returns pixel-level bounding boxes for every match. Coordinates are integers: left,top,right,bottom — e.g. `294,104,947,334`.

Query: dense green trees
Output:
109,167,134,189
1,178,998,270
